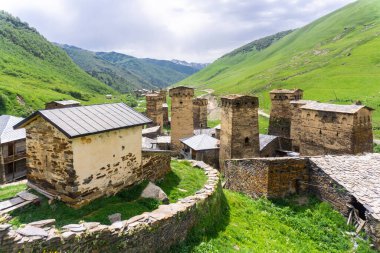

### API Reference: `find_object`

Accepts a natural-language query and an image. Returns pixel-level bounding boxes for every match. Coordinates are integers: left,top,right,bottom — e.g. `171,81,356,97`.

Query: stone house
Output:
145,93,164,131
0,115,27,184
299,103,373,155
268,89,303,139
15,103,152,208
219,95,260,172
169,86,194,152
180,134,220,168
193,98,208,129
45,100,81,110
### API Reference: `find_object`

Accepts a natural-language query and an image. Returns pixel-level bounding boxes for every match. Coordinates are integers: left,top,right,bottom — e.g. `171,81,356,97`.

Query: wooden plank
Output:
0,197,24,211
27,182,55,200
0,200,32,214
17,191,38,201
356,219,366,234
347,209,353,225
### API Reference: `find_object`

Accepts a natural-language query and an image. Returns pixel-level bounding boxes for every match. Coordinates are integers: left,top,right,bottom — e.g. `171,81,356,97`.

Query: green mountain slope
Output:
0,11,118,116
178,0,380,137
59,45,201,93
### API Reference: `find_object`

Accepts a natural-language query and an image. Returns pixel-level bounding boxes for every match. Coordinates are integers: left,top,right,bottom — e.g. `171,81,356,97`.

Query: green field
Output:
173,191,375,253
178,0,380,138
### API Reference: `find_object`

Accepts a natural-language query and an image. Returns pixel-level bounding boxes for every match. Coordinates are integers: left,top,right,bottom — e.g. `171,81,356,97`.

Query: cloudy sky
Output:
1,0,355,63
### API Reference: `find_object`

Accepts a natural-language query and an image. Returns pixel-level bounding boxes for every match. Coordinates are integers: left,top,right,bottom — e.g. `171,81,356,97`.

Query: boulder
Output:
141,182,169,204
108,213,121,224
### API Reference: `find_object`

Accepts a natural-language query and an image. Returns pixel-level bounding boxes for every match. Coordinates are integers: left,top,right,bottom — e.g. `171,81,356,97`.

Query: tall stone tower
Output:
145,93,164,131
159,89,167,103
169,86,194,152
219,95,260,171
268,89,303,138
193,98,208,129
159,89,169,127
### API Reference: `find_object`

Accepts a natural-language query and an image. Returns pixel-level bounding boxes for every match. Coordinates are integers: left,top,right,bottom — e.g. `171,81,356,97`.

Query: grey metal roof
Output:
270,89,303,94
289,100,316,105
142,126,160,135
0,115,26,144
259,134,278,151
153,136,171,144
194,128,216,136
142,137,156,149
181,134,219,151
15,103,152,138
301,102,371,114
54,100,80,105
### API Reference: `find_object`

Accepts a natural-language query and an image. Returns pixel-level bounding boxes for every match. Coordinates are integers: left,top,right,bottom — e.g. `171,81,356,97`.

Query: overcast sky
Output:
1,0,355,63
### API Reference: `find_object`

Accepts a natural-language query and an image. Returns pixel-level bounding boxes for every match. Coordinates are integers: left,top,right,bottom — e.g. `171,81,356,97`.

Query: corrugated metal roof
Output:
54,100,80,105
259,134,278,151
0,115,26,144
301,102,371,114
153,136,171,144
181,134,219,151
15,103,152,138
142,126,160,134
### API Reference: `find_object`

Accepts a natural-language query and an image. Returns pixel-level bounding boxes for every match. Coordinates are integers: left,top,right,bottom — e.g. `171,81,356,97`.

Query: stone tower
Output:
169,86,194,152
268,89,303,138
159,89,167,103
159,90,169,127
193,98,208,129
146,93,164,131
219,95,260,172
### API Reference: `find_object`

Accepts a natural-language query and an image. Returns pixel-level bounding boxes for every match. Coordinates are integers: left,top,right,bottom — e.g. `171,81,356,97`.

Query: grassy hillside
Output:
0,11,120,116
178,0,380,138
59,45,201,93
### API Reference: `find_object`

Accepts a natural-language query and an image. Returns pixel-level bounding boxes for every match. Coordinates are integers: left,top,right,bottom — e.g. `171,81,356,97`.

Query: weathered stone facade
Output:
268,89,303,138
0,161,222,253
299,104,373,156
159,89,167,103
290,100,315,152
224,157,309,198
193,98,208,129
141,150,172,181
219,95,260,172
145,94,164,131
24,116,144,208
169,86,194,152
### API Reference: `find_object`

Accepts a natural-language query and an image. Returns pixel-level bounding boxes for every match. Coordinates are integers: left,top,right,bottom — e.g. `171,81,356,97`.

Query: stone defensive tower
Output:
219,95,260,172
159,89,169,127
159,89,167,103
268,89,303,138
169,86,194,152
146,93,164,131
193,98,208,129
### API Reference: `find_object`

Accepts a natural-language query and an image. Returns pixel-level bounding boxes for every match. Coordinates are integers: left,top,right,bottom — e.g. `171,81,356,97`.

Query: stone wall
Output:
224,157,308,198
141,150,172,181
194,149,219,169
145,94,164,131
0,161,222,253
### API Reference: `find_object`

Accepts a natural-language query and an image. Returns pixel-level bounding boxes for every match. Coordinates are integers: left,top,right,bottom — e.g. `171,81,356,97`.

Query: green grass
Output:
174,191,376,253
207,119,220,128
259,115,269,134
158,160,207,203
177,0,380,138
374,143,380,153
8,160,206,228
0,183,27,201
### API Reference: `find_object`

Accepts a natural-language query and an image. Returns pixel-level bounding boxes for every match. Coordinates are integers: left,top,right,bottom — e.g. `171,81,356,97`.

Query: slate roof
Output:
301,102,372,114
142,126,160,135
15,103,152,138
310,154,380,219
194,128,216,136
153,136,171,144
0,115,26,144
270,89,303,94
259,134,278,151
181,134,219,151
142,137,156,149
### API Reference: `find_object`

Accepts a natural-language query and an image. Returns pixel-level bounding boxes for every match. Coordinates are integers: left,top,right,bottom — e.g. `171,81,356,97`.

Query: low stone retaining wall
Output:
0,160,221,253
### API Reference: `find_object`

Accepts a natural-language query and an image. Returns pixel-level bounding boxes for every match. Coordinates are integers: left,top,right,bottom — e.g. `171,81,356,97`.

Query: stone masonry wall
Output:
141,150,172,181
224,157,308,198
193,98,208,129
0,161,222,253
24,116,76,198
146,94,164,131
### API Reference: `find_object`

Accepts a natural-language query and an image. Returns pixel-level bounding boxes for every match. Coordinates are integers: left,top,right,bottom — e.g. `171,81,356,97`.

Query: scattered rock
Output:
141,182,169,204
28,219,55,228
0,224,11,231
108,213,122,224
17,226,48,237
62,224,85,232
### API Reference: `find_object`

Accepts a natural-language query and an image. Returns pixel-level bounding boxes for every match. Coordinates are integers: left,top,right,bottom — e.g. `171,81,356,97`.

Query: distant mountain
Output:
177,0,380,138
59,45,205,93
171,60,209,70
0,11,116,116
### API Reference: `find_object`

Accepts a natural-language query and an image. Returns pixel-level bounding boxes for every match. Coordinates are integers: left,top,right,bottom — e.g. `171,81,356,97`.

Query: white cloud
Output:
0,0,355,62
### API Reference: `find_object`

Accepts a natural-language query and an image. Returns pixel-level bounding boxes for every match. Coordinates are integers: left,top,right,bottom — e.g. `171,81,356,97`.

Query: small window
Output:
319,129,322,135
244,137,250,146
